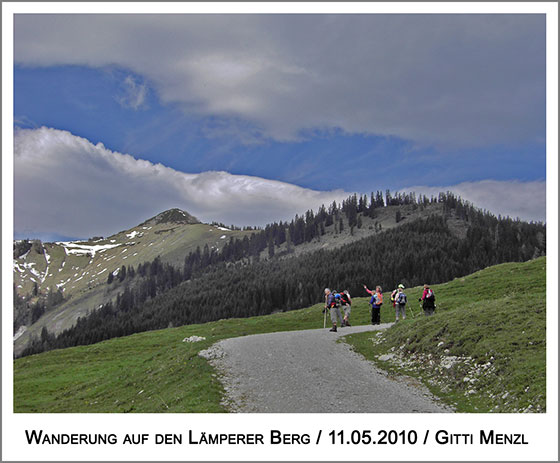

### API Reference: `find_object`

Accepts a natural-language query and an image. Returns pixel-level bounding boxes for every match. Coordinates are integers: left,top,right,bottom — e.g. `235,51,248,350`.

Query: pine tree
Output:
119,265,127,282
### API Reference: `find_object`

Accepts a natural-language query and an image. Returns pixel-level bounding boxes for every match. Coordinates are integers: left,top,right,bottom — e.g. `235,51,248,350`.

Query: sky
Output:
10,11,548,241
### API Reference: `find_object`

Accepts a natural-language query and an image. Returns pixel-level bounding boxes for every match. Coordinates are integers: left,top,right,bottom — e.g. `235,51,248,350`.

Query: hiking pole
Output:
323,307,327,328
408,303,415,318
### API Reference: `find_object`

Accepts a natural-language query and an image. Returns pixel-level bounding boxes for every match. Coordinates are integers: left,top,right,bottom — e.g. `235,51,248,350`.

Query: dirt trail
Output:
200,324,451,413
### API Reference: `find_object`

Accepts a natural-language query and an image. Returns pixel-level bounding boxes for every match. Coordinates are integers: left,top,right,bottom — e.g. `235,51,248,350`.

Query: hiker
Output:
363,284,383,325
340,290,352,327
419,284,436,316
324,288,343,332
390,287,398,309
395,284,407,322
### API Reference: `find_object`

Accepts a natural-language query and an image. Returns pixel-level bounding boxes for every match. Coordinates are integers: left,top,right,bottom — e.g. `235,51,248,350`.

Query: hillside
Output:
345,257,546,412
13,209,254,354
17,193,546,358
13,198,450,355
14,193,545,358
13,257,546,413
13,208,233,297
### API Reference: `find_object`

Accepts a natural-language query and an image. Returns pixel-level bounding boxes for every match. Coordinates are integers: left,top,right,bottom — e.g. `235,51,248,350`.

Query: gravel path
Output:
200,324,452,413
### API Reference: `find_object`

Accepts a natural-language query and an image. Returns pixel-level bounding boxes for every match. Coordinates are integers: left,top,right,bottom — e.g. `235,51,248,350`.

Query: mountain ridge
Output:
12,208,253,355
140,208,200,226
14,193,546,358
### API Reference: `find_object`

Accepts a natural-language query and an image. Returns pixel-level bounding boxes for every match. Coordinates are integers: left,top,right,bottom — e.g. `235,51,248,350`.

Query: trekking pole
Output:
323,306,327,328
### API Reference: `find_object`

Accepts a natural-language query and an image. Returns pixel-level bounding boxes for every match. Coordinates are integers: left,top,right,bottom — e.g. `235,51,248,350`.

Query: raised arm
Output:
363,284,374,296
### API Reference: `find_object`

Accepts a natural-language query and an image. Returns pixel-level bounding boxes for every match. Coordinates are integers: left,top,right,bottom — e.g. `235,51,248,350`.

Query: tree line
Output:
14,285,65,333
20,191,546,357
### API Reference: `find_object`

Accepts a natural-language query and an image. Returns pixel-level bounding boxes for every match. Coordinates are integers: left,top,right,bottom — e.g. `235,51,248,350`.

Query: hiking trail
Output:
200,324,452,413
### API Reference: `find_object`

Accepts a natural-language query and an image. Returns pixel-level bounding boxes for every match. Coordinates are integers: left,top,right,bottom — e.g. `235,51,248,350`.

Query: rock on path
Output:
200,324,452,413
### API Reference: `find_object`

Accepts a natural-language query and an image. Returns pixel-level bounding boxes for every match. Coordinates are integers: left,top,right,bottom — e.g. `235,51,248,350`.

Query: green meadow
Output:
14,257,545,413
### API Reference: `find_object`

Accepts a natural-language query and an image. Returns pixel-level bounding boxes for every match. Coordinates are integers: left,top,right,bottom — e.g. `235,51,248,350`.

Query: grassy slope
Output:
14,296,382,412
344,257,546,413
14,257,545,413
14,202,453,353
13,223,253,354
14,223,251,299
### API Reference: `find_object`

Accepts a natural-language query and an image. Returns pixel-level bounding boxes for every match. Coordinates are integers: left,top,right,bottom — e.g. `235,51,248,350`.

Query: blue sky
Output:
11,12,548,239
14,64,545,193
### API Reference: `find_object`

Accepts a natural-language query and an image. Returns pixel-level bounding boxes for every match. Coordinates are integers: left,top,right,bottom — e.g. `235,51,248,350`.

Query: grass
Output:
14,257,546,413
13,294,388,412
343,257,546,413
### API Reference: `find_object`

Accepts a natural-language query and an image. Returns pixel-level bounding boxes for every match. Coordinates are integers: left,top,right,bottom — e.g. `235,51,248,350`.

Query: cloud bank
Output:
14,128,545,241
14,127,349,239
14,14,545,147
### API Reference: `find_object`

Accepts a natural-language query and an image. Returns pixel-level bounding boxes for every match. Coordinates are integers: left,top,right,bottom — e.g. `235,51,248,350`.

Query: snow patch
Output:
14,326,27,341
13,261,25,273
57,241,121,257
126,231,139,239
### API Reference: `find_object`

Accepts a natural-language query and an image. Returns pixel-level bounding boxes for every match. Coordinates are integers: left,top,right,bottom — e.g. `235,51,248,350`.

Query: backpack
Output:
398,292,407,304
372,292,383,306
332,293,342,308
340,292,350,306
425,288,435,302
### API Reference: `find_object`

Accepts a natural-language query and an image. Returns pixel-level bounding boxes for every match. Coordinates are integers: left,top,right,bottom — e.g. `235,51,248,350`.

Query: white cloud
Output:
14,127,349,238
401,180,546,223
116,75,148,110
13,14,545,146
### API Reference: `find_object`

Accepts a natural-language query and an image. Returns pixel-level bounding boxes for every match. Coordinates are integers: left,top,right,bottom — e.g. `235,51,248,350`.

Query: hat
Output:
398,284,405,289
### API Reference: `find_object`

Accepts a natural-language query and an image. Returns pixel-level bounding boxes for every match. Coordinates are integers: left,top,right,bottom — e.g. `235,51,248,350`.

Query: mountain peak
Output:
142,208,200,226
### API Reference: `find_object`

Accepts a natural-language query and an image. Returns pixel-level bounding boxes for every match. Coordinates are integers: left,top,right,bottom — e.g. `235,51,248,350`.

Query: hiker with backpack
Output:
340,290,352,327
419,284,436,316
324,288,344,332
363,284,383,325
390,287,399,310
395,284,407,322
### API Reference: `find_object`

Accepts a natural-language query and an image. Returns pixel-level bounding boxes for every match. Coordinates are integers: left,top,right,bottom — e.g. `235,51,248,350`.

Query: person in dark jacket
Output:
364,284,383,325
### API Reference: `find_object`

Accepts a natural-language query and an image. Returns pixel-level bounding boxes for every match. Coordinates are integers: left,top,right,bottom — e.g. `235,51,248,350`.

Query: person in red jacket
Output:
420,284,436,316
